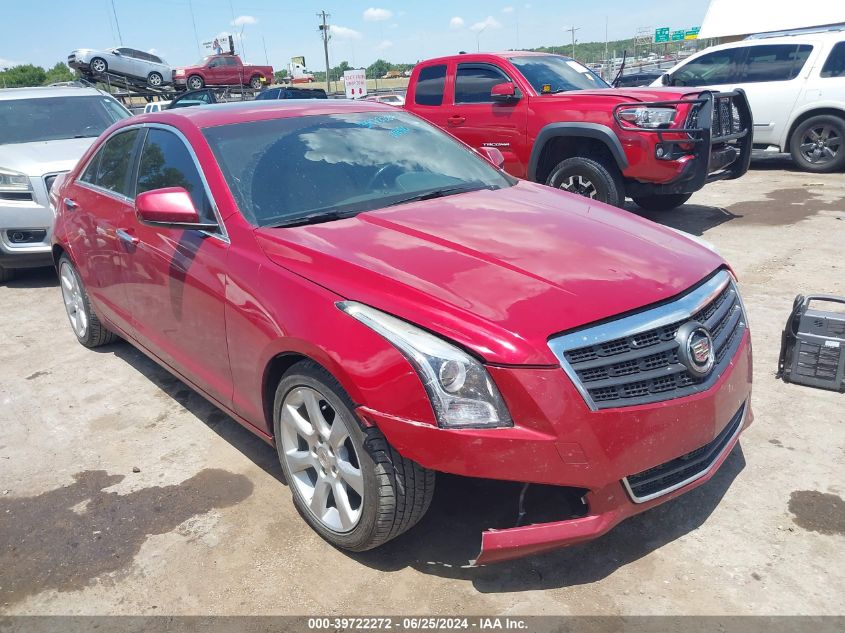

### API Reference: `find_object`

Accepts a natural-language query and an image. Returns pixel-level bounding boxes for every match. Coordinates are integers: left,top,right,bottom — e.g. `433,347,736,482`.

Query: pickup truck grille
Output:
686,95,742,141
548,271,747,410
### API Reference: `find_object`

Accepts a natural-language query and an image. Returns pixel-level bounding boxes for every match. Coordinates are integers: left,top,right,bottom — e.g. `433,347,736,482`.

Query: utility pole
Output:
110,0,123,45
564,26,580,60
317,11,332,94
188,0,202,57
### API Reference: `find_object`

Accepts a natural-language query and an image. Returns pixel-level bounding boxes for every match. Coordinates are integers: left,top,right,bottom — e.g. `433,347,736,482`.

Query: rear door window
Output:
742,44,813,82
673,48,745,86
414,65,447,106
455,64,510,103
821,41,845,78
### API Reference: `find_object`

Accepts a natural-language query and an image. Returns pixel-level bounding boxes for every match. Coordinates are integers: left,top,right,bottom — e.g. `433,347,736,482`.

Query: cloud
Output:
231,15,257,27
502,6,515,13
470,16,502,32
375,40,394,51
0,58,21,68
449,16,465,29
363,7,393,22
330,25,363,40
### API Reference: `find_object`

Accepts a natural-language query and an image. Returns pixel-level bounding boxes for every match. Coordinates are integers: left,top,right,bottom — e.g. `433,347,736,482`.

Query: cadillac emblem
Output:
676,321,715,377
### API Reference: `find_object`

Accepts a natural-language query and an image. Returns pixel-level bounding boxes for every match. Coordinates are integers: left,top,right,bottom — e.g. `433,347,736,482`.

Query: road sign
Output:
343,69,367,99
685,26,700,40
654,27,670,43
671,30,685,41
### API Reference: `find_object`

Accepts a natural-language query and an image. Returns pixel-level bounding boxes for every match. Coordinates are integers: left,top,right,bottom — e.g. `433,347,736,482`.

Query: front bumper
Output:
0,175,56,270
359,328,752,564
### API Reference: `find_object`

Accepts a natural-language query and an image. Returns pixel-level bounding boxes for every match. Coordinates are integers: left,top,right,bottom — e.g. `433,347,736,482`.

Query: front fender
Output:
527,122,629,181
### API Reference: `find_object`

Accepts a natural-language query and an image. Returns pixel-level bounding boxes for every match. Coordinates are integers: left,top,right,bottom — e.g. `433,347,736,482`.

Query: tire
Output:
789,114,845,173
249,75,263,90
58,255,118,348
0,265,15,283
147,72,163,87
89,57,108,74
273,360,435,552
187,75,204,90
632,193,693,212
545,156,625,207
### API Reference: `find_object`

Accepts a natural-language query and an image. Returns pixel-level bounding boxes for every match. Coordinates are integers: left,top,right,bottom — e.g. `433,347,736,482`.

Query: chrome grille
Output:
548,271,747,410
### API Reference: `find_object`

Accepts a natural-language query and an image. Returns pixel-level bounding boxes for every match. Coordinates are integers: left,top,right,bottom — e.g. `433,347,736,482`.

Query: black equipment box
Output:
778,294,845,392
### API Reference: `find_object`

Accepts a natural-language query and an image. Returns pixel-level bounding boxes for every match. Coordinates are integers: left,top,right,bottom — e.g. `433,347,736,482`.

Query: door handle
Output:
116,229,139,246
63,198,78,211
447,115,466,126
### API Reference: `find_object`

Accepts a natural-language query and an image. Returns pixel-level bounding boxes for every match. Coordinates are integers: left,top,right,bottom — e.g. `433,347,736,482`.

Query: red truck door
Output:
446,62,529,178
407,63,453,133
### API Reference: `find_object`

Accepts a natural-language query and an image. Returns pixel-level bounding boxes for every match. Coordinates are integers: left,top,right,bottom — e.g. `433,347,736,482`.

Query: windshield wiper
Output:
270,209,356,228
385,183,496,208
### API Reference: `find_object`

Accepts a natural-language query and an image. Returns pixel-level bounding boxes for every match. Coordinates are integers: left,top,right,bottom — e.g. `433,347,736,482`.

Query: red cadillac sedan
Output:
51,100,752,564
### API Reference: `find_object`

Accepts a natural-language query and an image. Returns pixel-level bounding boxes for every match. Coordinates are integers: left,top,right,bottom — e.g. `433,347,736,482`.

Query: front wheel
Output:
632,193,693,212
545,157,624,207
58,255,118,348
187,75,204,90
274,360,435,552
249,75,263,90
147,72,164,87
89,57,108,74
790,115,845,173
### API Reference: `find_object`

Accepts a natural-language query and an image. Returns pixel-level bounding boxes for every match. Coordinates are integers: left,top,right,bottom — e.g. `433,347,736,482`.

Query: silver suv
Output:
0,86,130,282
68,47,174,87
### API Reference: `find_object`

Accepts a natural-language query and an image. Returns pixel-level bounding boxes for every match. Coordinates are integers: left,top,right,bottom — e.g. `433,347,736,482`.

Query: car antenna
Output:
612,50,627,88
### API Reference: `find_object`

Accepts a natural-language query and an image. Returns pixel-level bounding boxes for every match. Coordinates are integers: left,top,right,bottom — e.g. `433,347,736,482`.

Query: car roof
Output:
138,99,399,129
0,86,108,101
417,50,572,65
695,30,844,53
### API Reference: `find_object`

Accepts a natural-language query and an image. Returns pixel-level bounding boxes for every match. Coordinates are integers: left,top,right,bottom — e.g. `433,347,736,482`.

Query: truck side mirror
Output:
660,73,671,86
491,82,520,103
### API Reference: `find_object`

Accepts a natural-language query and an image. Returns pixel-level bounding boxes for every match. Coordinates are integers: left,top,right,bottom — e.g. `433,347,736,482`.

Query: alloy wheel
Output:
799,125,841,165
91,59,106,73
60,262,88,339
149,73,162,86
559,174,598,198
279,386,364,532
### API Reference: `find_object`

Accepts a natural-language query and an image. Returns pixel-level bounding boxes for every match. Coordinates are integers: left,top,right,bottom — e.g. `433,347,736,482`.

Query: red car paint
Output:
173,54,273,89
404,52,750,199
52,101,752,563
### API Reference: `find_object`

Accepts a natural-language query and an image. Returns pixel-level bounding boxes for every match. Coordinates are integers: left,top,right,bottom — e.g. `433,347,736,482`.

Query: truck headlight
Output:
618,106,676,128
0,167,32,193
339,302,512,429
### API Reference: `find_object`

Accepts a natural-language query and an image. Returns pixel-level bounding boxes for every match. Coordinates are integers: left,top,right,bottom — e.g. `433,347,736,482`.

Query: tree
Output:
366,59,391,79
43,62,75,85
273,68,288,83
0,64,47,88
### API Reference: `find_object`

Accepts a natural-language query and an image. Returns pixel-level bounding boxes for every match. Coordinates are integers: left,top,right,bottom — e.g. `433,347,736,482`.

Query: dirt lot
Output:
1,157,843,616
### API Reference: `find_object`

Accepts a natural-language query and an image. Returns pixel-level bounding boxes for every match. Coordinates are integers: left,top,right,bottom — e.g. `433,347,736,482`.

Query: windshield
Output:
510,55,609,93
203,111,514,227
0,96,130,145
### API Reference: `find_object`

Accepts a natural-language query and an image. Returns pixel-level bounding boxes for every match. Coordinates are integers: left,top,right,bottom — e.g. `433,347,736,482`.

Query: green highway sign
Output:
685,26,701,40
654,27,670,43
671,30,685,41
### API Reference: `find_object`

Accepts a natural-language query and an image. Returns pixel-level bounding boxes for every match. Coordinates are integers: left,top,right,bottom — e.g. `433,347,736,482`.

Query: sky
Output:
1,0,708,71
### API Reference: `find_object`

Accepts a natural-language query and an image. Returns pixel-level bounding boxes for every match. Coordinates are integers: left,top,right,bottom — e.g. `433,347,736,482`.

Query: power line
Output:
564,26,580,59
187,0,202,57
110,0,123,45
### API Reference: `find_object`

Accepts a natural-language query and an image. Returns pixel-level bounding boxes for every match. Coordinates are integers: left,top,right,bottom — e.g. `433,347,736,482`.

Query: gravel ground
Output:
1,156,843,616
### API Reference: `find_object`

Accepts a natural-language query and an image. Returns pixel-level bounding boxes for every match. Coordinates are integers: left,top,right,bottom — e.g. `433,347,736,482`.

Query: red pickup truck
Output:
404,52,752,210
173,54,273,91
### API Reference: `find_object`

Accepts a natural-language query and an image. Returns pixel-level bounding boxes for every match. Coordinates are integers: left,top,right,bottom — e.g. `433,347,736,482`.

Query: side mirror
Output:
112,49,122,56
478,147,505,169
490,82,520,103
660,73,671,86
135,187,217,230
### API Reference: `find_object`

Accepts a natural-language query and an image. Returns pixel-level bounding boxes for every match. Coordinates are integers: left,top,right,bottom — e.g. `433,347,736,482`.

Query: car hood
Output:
255,181,724,365
0,137,97,176
543,87,700,102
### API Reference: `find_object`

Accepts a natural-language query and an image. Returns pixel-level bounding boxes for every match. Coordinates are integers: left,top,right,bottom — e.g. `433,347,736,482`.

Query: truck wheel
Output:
790,115,845,173
249,75,263,90
89,57,108,74
187,75,204,90
545,157,624,207
274,360,435,552
147,72,163,87
0,265,15,283
632,193,693,211
58,255,118,348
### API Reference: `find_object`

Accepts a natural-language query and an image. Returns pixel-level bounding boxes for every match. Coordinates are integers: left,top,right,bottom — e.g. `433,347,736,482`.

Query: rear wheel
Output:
249,75,263,90
58,255,118,348
187,75,204,90
0,265,15,283
89,57,108,74
545,156,625,207
147,71,164,87
274,360,435,551
790,115,845,173
632,193,693,211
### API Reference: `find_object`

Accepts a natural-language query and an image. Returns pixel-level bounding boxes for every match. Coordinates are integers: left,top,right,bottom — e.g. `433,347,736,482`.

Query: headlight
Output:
0,167,32,193
174,69,185,76
618,106,676,128
338,302,512,429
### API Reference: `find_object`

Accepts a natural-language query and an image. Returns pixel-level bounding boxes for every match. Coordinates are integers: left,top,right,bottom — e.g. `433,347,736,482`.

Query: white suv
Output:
654,30,845,172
